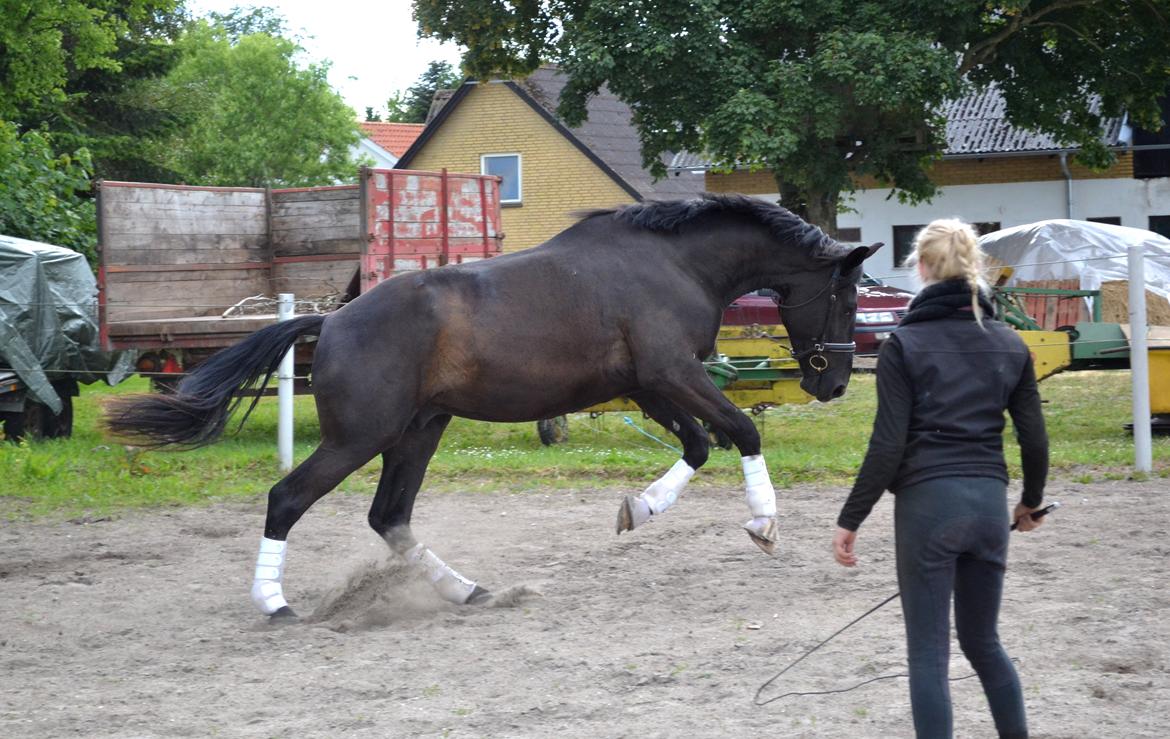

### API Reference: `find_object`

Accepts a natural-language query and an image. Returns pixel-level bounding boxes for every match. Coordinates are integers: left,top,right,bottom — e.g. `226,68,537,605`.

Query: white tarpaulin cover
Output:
977,219,1170,299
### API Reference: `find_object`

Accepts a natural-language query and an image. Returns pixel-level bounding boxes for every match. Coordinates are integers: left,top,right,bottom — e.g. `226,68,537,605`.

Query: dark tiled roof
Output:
942,85,1125,155
517,67,704,199
671,84,1128,170
670,151,714,170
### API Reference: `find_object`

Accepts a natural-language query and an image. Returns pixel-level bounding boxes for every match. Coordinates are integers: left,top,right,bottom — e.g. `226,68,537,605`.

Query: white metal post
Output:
1128,246,1152,473
277,293,295,473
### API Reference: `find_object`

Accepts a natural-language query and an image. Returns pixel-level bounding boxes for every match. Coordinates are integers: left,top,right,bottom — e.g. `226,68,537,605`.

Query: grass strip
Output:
1,371,1165,520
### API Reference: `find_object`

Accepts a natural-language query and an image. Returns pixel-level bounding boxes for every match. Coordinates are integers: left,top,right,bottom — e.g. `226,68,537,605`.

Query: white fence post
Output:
277,293,295,473
1128,246,1152,473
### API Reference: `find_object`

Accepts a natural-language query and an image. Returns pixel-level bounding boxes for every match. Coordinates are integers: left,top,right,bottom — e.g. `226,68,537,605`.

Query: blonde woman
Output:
832,219,1049,738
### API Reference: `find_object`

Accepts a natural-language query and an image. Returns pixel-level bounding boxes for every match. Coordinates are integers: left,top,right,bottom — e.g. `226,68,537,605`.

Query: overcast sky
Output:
188,0,465,117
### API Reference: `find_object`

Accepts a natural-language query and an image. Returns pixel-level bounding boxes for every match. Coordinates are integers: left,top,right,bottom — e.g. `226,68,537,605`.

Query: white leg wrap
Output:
251,537,289,615
405,543,478,605
640,458,696,515
742,454,776,518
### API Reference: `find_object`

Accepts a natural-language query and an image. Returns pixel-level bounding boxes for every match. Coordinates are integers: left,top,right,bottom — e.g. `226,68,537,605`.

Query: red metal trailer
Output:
97,167,502,387
361,167,502,292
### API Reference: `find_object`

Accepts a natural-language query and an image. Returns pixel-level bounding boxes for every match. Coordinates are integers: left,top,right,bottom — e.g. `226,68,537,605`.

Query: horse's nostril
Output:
831,384,846,399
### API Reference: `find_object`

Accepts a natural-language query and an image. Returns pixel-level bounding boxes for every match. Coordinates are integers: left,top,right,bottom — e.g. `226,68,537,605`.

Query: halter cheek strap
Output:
776,265,857,373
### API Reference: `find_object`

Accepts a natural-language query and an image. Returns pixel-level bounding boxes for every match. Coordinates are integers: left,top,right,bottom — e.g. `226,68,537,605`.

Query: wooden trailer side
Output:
269,185,362,299
97,172,503,366
98,182,272,351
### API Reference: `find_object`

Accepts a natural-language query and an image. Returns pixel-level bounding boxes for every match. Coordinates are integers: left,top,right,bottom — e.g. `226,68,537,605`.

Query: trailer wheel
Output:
537,416,569,446
41,395,73,439
42,380,77,438
2,400,45,442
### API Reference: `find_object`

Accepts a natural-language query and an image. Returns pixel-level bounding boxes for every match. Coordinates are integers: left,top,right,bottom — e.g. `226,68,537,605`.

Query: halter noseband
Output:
774,265,856,373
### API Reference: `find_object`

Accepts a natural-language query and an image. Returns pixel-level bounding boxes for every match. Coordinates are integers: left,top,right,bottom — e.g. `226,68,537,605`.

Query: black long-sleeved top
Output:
837,283,1049,531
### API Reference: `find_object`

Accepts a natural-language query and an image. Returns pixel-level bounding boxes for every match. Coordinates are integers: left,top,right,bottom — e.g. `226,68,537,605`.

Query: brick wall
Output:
864,153,1134,188
707,153,1135,194
705,169,778,194
407,82,635,253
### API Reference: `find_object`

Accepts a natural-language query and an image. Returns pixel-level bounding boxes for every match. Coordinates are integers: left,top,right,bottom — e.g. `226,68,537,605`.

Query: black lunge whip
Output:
754,502,1061,705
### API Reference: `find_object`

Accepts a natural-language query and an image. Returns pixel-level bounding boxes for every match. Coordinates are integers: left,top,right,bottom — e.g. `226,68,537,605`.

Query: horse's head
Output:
775,243,883,402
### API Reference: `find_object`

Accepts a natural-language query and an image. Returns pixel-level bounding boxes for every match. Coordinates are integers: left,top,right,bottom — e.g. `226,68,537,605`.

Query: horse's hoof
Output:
466,585,493,605
269,605,299,622
616,495,651,534
743,517,779,556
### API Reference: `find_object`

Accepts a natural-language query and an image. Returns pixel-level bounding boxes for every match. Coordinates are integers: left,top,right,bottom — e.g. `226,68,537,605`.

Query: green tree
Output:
206,5,288,41
0,0,175,122
21,3,191,182
159,19,361,187
415,0,1170,232
386,60,462,123
0,122,96,262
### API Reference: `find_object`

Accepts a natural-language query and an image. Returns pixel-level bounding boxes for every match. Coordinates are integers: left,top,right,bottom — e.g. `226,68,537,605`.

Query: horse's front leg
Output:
616,390,709,533
640,362,779,555
368,416,491,605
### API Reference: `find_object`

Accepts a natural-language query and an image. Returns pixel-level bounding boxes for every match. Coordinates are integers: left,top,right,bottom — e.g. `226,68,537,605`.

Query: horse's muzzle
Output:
801,374,849,402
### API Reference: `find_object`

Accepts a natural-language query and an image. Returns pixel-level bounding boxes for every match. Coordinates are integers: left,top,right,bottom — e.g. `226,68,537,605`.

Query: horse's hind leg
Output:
616,390,710,533
252,443,381,618
367,415,491,605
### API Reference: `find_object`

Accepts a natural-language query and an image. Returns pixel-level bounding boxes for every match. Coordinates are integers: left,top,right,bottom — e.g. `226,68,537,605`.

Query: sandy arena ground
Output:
1,476,1166,737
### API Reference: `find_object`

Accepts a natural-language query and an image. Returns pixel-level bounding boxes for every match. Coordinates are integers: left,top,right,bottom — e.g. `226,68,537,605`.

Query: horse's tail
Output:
105,314,326,448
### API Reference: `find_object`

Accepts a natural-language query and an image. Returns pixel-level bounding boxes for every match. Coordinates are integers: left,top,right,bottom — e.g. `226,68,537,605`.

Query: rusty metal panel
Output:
359,167,503,292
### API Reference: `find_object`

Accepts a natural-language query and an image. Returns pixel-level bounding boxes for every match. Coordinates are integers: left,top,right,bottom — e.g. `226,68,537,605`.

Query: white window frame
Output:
481,153,522,205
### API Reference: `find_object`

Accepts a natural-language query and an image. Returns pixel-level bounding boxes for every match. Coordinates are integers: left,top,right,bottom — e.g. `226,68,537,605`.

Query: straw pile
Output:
1100,281,1170,326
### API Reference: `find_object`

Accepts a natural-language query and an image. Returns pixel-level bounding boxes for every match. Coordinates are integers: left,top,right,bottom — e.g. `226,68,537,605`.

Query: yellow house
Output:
396,66,704,253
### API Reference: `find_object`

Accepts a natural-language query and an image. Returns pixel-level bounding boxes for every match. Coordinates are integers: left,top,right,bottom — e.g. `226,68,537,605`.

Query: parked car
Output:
721,274,914,355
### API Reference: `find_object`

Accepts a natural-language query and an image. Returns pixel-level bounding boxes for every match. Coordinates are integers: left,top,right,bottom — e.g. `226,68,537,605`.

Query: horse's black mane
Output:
582,193,844,258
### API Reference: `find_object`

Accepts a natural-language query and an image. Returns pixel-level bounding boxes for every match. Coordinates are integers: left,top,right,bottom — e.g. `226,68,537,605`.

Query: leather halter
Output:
775,265,856,373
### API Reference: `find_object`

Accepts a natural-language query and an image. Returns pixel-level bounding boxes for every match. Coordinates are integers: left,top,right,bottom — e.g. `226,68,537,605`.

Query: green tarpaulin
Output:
0,234,134,413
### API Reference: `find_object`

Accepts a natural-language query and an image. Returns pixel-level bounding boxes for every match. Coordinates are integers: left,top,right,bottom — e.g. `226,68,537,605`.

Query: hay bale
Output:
1100,281,1170,326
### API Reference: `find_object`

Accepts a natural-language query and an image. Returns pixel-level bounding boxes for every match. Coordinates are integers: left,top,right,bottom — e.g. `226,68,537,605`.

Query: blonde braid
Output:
913,218,987,326
962,244,985,326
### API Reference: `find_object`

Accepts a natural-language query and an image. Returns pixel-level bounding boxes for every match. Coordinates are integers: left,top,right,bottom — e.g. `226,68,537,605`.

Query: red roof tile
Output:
359,122,426,157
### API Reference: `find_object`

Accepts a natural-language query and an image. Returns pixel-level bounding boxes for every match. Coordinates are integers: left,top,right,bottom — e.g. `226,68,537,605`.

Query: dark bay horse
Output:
106,193,880,619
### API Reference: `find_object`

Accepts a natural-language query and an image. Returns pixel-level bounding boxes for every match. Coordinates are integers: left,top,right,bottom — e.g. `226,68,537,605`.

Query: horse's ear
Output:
840,242,882,272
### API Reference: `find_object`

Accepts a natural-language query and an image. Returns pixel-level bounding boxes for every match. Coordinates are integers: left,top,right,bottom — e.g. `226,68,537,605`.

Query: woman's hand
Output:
833,526,858,567
1013,503,1044,532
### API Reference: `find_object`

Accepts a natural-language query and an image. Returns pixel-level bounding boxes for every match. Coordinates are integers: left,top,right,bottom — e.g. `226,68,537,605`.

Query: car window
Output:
859,272,882,287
